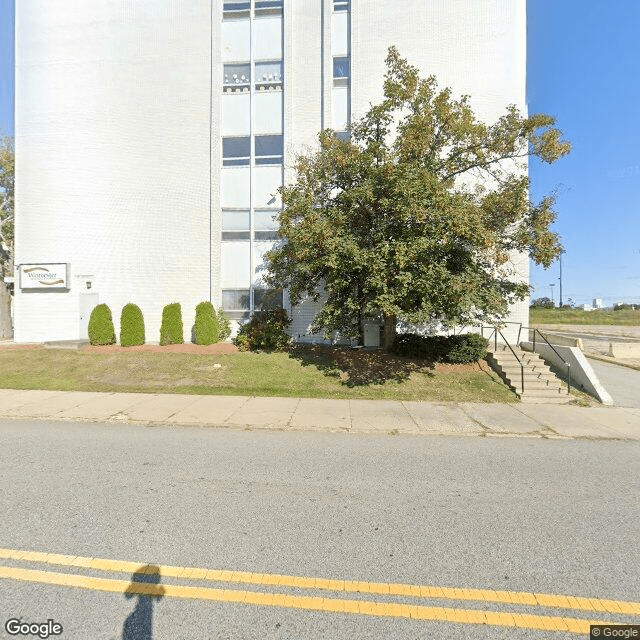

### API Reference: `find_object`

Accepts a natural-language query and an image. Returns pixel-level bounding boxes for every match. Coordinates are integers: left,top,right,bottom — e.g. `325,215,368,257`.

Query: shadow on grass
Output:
287,343,436,387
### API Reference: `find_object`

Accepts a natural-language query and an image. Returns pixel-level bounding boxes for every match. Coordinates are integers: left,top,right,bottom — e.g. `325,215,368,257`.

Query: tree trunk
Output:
383,313,397,351
0,281,13,339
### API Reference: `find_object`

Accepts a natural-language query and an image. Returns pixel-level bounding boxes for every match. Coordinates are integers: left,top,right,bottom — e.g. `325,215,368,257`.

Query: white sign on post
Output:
20,263,69,290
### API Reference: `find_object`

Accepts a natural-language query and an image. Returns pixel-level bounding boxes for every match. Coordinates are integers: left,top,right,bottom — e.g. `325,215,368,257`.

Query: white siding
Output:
221,242,250,288
252,166,282,209
222,93,251,136
253,17,283,60
14,0,212,342
221,167,251,208
252,241,276,286
331,12,349,57
254,91,283,134
332,85,349,131
222,19,250,62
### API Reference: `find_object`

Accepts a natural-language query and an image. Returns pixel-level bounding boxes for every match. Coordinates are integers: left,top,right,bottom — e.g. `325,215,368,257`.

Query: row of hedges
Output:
88,302,231,346
390,333,488,364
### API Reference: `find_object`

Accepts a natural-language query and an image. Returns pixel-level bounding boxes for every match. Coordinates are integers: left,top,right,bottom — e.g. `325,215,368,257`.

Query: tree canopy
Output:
0,134,13,276
266,48,571,347
0,134,14,338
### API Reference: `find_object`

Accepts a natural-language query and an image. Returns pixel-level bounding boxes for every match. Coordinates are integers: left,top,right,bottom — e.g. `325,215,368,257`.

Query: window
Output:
254,135,283,165
223,63,250,92
254,288,284,310
222,289,250,311
223,1,250,19
222,209,250,240
254,0,283,16
255,61,283,90
335,130,350,142
223,136,251,166
333,56,350,84
333,0,349,11
254,209,279,240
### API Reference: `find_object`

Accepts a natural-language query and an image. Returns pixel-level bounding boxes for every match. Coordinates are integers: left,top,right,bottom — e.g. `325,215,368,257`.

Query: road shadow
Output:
122,565,165,640
287,343,436,386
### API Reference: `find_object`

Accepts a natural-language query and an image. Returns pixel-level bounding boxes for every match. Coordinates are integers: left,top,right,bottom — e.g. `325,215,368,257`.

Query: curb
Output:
585,354,640,372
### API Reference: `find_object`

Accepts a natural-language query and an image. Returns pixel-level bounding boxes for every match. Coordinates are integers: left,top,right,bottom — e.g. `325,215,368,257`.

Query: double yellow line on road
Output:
1,547,638,634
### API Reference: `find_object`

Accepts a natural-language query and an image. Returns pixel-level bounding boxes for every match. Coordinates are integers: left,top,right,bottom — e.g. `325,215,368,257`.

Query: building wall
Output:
14,0,212,342
14,0,529,343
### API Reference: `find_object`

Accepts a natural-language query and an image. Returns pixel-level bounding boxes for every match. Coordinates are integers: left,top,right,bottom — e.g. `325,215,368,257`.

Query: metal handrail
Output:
522,326,572,395
481,325,524,395
497,328,525,395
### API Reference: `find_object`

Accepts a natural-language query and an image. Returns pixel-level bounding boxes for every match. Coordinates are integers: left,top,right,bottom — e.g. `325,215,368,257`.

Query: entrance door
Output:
79,293,99,340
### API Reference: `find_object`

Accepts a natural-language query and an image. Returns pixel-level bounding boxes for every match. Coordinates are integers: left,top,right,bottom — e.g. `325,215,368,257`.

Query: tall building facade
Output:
13,0,528,343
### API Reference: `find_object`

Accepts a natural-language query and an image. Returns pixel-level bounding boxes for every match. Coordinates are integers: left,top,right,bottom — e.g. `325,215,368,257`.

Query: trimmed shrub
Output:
445,333,488,364
88,304,116,345
233,308,291,352
391,332,488,364
159,302,184,345
390,333,449,361
120,303,145,346
194,301,219,345
217,308,232,342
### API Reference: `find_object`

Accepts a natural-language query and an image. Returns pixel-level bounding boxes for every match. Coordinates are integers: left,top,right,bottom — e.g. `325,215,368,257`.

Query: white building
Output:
14,0,528,344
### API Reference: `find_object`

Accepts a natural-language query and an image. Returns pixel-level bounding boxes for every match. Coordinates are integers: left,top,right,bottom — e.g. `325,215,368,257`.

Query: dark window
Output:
254,135,283,165
254,231,279,241
254,288,284,310
223,137,251,166
255,61,283,89
223,2,250,18
222,289,250,310
222,209,250,240
333,57,350,79
255,0,283,16
333,0,349,11
223,63,250,91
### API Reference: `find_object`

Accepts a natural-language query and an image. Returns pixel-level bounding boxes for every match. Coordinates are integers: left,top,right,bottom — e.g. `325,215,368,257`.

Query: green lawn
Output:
0,346,516,403
530,307,640,326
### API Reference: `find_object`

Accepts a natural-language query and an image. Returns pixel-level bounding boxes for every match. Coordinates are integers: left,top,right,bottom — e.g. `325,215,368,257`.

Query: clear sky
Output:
0,1,638,307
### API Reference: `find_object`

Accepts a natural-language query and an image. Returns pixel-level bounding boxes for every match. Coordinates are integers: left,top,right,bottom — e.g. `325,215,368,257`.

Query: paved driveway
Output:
587,357,640,408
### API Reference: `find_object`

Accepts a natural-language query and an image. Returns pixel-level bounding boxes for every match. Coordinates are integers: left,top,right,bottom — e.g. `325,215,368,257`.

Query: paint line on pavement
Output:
0,547,638,617
0,566,612,635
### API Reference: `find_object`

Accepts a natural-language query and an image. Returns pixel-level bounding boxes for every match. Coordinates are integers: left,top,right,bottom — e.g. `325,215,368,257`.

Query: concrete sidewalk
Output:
0,388,639,440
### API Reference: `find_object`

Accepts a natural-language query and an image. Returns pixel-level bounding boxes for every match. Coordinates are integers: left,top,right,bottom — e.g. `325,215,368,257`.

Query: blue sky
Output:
0,1,638,306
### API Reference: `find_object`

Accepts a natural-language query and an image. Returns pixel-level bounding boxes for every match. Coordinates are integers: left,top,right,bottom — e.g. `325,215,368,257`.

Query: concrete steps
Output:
487,345,572,404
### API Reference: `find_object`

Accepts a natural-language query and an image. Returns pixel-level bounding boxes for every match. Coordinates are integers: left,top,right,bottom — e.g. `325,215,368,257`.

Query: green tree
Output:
0,135,14,339
266,48,571,348
530,297,555,309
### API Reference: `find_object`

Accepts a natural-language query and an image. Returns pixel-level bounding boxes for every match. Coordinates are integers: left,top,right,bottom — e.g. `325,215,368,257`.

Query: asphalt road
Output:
0,420,638,639
587,358,640,409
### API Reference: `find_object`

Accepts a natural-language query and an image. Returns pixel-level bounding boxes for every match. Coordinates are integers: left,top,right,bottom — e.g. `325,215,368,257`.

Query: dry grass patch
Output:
0,344,516,402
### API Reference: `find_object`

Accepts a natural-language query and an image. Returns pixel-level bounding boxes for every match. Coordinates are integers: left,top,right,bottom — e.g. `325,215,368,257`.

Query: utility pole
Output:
559,255,563,307
550,283,555,306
